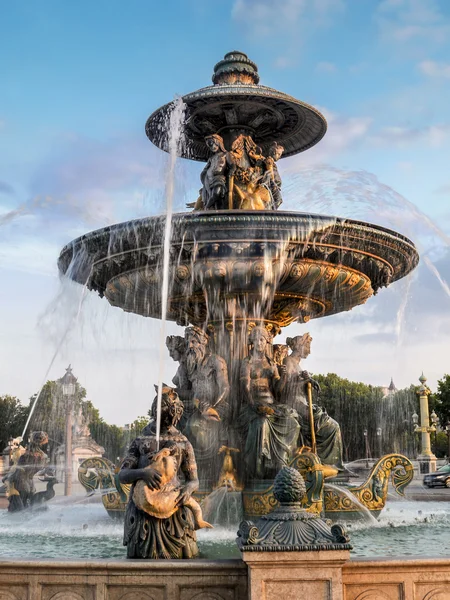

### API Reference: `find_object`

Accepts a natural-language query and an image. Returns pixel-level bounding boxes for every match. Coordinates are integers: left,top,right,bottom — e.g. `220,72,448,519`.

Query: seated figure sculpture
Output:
200,134,229,210
2,431,49,512
183,326,230,464
191,132,284,211
262,141,284,209
119,387,205,559
281,334,345,471
239,326,300,480
166,334,192,429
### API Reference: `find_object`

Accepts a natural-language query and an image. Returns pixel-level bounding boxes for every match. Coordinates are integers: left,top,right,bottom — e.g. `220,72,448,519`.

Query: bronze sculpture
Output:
2,431,51,512
263,141,284,209
282,334,345,471
200,134,229,210
183,327,229,463
239,326,299,479
64,51,419,525
119,387,206,559
166,334,192,428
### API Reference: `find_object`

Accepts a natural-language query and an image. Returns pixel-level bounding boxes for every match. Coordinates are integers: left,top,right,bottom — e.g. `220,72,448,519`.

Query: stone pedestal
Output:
243,550,350,600
418,454,437,474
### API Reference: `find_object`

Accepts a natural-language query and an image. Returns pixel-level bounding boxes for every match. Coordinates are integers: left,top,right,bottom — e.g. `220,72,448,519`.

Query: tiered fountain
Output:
59,51,419,524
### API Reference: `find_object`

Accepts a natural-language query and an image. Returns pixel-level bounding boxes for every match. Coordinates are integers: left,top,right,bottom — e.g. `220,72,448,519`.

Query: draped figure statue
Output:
239,326,300,480
119,387,203,559
281,334,345,471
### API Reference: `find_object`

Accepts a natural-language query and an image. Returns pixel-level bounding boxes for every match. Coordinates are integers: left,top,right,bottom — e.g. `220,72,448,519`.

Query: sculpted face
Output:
186,332,207,374
253,332,267,354
273,145,284,161
299,337,311,359
169,347,181,362
207,138,219,153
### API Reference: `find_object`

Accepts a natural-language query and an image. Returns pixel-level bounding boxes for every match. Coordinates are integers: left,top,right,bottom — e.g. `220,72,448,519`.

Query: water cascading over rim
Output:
58,50,418,345
60,51,419,518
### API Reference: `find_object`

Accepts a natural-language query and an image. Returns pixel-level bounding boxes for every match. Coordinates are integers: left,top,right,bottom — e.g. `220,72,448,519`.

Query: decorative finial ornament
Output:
212,51,260,85
145,50,327,161
419,372,427,384
236,467,352,552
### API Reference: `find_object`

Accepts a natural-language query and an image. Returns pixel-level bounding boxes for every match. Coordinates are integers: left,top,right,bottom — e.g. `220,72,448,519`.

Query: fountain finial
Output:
212,51,260,85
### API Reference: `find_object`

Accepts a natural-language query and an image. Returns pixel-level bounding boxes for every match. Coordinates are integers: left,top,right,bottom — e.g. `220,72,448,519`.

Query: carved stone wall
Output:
342,558,450,600
0,557,450,600
0,560,248,600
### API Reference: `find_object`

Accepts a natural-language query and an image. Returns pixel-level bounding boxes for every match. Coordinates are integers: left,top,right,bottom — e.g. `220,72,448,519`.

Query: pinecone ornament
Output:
273,466,306,504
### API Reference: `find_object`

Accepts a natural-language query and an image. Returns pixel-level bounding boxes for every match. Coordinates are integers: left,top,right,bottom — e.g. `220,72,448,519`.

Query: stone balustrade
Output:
0,557,449,600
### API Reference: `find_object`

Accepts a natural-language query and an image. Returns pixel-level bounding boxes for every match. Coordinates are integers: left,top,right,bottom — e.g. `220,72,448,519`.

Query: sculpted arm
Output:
118,438,162,490
212,356,230,407
240,359,252,404
177,441,199,506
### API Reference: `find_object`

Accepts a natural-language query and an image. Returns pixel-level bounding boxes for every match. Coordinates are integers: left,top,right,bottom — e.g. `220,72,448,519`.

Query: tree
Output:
313,374,417,462
0,395,30,450
433,374,450,428
27,380,87,463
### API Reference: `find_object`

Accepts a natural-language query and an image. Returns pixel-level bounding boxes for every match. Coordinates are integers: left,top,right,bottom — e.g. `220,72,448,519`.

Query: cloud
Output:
353,332,397,345
419,60,450,79
284,109,372,167
435,184,450,195
232,0,345,38
273,56,292,70
0,236,60,276
316,61,338,73
376,0,450,48
26,132,180,229
0,181,15,195
370,123,450,148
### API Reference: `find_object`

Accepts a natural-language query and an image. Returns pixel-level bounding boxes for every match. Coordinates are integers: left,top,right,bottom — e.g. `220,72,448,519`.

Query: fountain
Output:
3,50,450,600
58,51,418,523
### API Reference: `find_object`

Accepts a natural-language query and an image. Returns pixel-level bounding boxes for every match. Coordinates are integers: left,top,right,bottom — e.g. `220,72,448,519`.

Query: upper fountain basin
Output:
58,211,419,329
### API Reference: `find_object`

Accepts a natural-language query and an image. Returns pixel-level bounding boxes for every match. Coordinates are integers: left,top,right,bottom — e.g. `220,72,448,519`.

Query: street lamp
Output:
431,410,439,453
364,429,369,468
446,422,450,463
59,365,77,496
413,373,437,474
376,427,382,458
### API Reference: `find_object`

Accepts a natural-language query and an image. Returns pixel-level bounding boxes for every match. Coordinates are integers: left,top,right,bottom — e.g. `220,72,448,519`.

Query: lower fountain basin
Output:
0,500,447,560
58,211,419,328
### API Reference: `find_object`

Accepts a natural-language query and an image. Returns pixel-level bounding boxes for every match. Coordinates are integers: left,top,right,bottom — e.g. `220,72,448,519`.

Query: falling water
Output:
325,483,379,525
21,279,89,439
155,97,186,450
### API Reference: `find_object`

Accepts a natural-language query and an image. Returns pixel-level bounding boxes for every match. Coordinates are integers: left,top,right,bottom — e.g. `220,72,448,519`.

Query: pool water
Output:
0,498,448,560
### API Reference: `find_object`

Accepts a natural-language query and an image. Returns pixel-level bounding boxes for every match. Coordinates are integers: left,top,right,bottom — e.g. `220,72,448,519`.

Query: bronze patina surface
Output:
62,51,420,531
58,211,418,330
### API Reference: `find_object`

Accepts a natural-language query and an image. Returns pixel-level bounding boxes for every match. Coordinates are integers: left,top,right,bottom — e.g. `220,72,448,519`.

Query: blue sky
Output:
1,0,450,424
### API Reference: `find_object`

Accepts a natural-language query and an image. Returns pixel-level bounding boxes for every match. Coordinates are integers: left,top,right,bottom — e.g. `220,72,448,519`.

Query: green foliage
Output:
313,374,417,462
433,431,449,459
0,395,30,450
82,401,149,463
433,374,450,428
27,380,87,462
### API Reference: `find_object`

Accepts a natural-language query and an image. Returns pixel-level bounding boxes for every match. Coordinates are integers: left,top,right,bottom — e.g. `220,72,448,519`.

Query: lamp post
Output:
430,410,439,453
446,422,450,463
59,365,77,496
376,427,382,459
364,429,369,468
413,373,437,474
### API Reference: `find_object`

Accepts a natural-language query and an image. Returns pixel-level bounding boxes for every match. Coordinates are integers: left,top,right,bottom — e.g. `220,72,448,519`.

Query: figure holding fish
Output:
119,386,210,559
